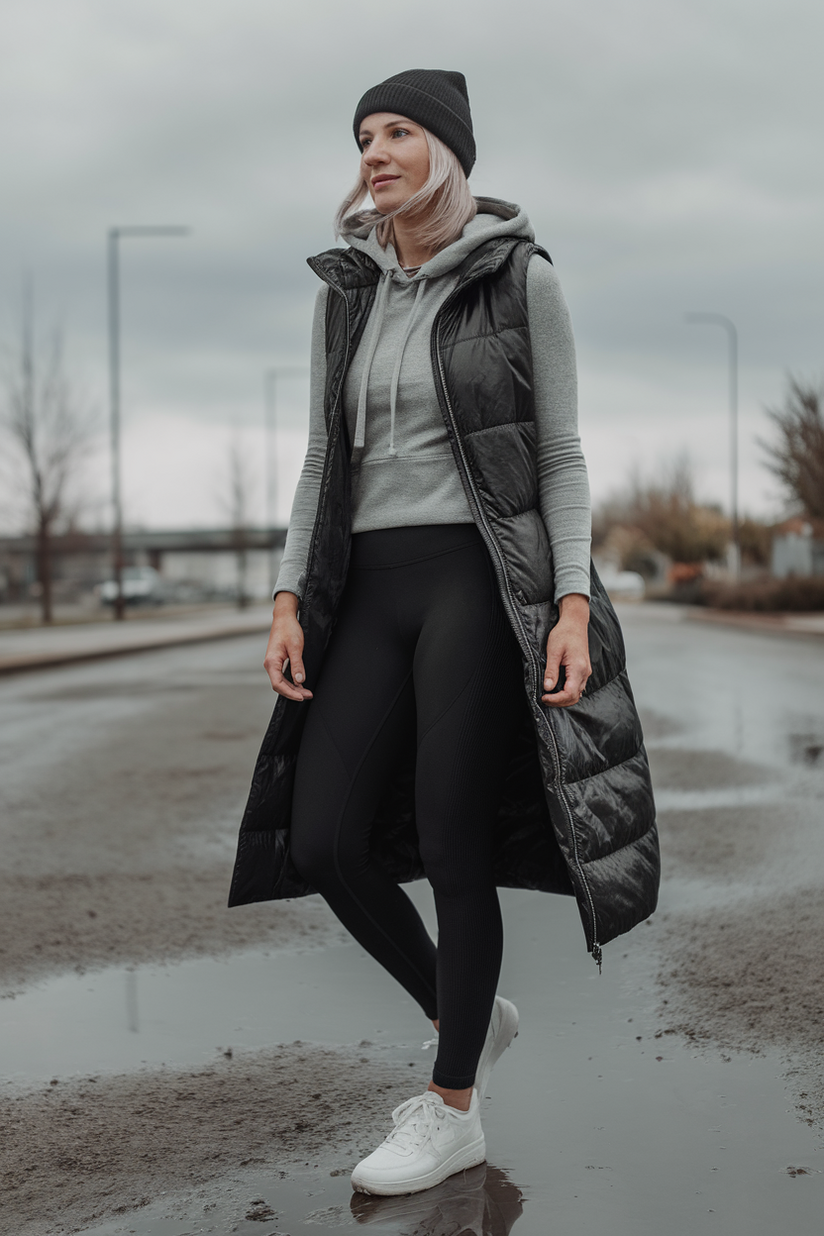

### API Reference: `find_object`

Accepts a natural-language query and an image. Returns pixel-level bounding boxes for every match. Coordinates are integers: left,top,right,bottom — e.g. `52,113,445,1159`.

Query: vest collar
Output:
308,235,540,298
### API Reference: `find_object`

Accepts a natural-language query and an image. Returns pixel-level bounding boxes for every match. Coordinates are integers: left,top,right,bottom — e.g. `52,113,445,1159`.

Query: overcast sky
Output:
1,0,822,531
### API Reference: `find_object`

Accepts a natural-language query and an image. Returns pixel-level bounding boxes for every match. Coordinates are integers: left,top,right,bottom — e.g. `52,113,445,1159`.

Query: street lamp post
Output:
684,312,740,579
264,366,308,596
107,225,189,620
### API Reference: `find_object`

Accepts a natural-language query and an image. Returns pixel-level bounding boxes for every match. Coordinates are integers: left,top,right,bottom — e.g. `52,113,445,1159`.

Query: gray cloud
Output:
1,0,821,526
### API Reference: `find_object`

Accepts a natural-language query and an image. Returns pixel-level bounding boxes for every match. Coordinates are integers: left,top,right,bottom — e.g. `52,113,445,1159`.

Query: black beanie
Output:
353,69,475,178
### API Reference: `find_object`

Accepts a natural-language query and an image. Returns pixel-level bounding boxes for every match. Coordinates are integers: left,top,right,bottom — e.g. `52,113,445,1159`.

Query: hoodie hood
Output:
342,197,535,283
340,198,535,459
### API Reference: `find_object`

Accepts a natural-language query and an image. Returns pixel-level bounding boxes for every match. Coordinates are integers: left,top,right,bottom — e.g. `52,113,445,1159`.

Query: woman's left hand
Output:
542,593,591,708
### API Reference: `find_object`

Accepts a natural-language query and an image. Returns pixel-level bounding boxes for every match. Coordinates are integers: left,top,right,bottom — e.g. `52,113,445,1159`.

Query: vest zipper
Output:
311,248,602,966
431,295,602,969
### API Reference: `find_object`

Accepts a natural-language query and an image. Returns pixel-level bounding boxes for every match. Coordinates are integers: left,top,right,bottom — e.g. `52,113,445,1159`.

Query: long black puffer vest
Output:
229,235,660,963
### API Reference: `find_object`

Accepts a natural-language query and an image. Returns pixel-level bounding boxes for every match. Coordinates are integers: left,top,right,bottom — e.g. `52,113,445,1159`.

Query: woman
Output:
229,69,659,1197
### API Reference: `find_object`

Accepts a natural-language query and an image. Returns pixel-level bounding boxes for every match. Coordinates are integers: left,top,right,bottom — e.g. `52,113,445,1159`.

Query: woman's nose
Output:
363,141,388,165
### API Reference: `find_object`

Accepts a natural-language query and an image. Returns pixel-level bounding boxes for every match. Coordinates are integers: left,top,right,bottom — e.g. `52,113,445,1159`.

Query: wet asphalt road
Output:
1,605,823,1235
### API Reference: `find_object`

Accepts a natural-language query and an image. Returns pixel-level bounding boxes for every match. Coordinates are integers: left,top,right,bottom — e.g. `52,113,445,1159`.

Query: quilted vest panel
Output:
229,235,659,962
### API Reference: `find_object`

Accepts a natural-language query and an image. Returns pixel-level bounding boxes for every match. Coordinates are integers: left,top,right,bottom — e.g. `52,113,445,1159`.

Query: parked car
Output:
598,568,646,600
98,566,163,606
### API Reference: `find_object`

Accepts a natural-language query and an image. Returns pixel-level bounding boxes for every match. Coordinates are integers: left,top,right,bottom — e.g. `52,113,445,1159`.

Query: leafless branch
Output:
760,376,824,520
0,282,96,621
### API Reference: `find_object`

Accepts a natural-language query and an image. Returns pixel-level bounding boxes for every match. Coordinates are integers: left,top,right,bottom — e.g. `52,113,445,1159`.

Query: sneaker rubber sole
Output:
351,1133,486,1196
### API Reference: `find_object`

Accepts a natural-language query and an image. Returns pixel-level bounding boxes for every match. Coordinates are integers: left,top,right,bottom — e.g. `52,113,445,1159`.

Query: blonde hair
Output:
334,128,477,255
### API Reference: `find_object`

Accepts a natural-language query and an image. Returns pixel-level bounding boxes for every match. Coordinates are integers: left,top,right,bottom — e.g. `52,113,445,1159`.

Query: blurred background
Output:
1,0,822,619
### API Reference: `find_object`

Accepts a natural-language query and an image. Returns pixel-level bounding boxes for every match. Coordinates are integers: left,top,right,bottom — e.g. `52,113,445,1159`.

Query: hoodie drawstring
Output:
354,271,427,456
387,279,426,456
353,271,391,451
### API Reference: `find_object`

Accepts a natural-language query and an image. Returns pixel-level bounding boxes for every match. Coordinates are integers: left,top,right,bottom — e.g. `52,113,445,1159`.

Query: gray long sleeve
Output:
274,284,330,600
275,258,591,601
526,258,592,599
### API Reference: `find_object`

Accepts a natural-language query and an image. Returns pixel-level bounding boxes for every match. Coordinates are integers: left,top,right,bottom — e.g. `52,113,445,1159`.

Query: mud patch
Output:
647,747,774,790
1,1043,430,1236
787,731,824,768
656,802,785,876
0,648,348,994
655,887,824,1055
0,871,346,995
29,681,203,702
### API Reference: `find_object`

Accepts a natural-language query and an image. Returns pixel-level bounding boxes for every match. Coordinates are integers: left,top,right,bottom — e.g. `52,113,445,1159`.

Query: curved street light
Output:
107,225,190,619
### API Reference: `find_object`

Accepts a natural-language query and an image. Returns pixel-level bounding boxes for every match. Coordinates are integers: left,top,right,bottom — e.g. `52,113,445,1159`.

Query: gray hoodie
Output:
275,198,591,602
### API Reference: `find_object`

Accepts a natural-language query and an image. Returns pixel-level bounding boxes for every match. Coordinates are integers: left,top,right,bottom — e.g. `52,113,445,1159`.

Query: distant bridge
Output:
0,526,287,558
0,527,289,597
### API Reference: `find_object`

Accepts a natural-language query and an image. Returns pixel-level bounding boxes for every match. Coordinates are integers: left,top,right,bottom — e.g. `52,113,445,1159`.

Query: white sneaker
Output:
351,1090,486,1196
474,996,519,1100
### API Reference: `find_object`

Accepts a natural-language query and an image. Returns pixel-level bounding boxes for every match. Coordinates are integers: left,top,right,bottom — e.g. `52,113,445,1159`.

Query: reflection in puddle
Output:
125,968,139,1033
350,1164,524,1234
76,1164,525,1236
1,945,432,1083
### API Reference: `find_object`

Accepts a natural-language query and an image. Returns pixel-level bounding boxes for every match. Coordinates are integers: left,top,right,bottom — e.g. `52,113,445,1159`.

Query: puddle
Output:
617,606,824,775
3,889,822,1236
0,941,432,1083
77,1163,526,1236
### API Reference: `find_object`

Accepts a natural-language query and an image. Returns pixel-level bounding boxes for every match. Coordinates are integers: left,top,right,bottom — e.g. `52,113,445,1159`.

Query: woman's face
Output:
358,113,430,213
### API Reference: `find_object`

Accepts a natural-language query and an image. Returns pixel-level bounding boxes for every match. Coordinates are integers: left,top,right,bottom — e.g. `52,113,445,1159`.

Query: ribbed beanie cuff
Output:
353,69,475,177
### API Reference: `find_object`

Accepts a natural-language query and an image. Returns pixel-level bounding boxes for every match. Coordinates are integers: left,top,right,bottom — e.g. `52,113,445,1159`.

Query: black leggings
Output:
290,525,524,1090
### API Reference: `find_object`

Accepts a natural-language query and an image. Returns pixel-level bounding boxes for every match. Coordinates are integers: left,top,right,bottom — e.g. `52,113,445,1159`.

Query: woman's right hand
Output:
263,592,313,701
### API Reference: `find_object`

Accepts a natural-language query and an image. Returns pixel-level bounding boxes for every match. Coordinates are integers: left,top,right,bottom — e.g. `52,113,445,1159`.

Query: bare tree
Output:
1,286,94,622
761,376,824,519
593,453,730,568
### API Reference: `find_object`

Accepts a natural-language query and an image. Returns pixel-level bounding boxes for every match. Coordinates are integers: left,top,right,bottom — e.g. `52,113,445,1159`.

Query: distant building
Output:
771,517,824,579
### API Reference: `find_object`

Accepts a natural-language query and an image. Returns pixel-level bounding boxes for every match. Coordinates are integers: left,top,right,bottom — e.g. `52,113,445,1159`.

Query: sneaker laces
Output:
382,1092,450,1154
